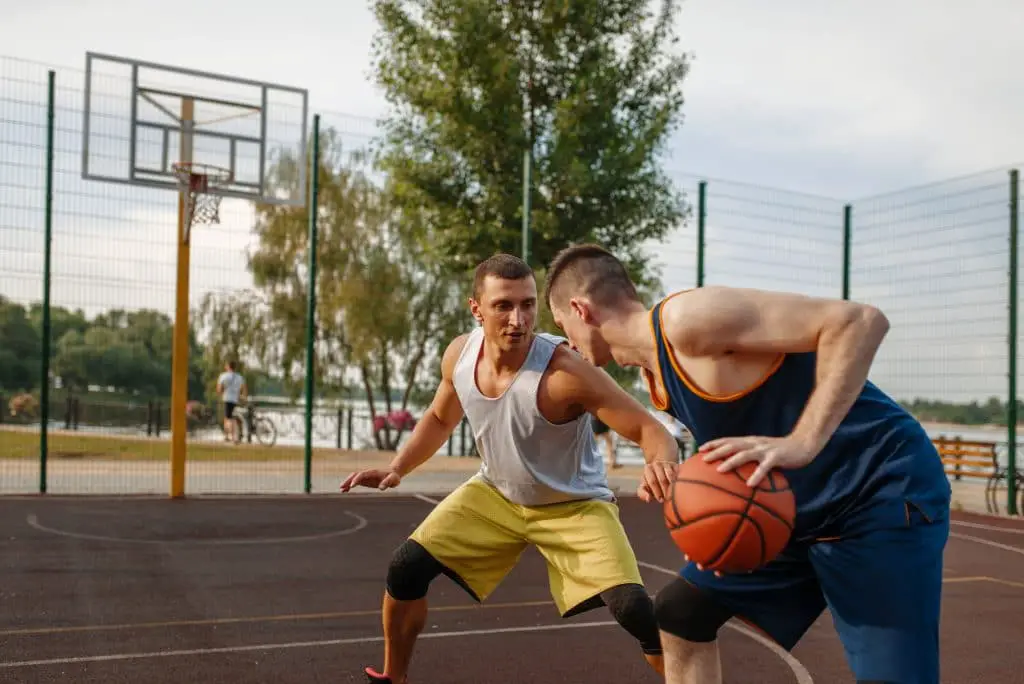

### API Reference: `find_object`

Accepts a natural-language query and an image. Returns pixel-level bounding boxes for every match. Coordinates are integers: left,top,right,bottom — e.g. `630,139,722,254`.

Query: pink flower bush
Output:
373,410,417,434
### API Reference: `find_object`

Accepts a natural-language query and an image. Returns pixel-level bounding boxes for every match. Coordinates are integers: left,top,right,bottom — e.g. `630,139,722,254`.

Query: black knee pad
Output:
600,584,663,655
653,577,733,643
385,539,444,601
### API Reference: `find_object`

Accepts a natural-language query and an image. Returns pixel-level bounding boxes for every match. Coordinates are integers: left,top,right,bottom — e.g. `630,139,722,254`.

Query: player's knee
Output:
385,539,444,601
653,577,733,643
600,583,663,655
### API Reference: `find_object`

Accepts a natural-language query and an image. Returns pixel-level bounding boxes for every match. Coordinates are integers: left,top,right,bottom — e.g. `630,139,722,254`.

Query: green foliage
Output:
899,397,1016,427
0,296,39,392
194,289,269,399
371,0,690,287
0,297,204,399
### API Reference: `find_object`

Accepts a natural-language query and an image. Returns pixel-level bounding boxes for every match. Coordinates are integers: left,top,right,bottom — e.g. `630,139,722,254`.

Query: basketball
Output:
664,456,796,574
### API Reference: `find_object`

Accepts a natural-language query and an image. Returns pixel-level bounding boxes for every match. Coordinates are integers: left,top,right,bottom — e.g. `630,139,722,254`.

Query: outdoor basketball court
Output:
1,493,1022,683
5,47,1008,684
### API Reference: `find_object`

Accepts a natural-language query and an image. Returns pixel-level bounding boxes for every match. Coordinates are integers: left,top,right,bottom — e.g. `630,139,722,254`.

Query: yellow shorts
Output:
409,477,644,616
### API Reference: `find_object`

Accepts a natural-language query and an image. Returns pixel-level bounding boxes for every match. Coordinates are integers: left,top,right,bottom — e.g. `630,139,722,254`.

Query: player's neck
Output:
481,332,534,374
600,304,658,372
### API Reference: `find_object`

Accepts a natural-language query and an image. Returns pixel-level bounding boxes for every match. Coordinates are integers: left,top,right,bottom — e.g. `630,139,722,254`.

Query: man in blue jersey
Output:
543,244,952,684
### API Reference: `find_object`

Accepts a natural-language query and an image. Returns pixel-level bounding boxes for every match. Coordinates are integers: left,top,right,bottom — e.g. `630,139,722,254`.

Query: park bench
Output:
932,435,1022,514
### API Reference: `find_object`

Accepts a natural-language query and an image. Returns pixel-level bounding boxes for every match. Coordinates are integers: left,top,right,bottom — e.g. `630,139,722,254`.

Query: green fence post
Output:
522,148,531,265
39,70,56,494
1008,169,1019,515
842,204,852,300
303,114,321,494
696,180,707,287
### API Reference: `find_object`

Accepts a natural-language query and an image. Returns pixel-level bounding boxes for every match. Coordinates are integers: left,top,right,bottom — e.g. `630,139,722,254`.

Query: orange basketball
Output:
664,456,796,574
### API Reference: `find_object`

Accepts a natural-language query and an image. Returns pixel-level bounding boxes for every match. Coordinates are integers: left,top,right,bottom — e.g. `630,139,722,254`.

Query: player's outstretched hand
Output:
340,468,401,492
638,460,677,503
699,435,815,487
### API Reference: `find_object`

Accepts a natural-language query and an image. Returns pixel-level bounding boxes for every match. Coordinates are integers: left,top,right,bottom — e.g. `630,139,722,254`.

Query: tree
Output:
0,297,38,392
194,289,270,401
247,128,468,449
50,309,204,397
370,0,690,289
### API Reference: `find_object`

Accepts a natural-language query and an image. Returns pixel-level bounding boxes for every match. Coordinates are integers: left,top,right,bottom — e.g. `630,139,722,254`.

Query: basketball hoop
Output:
172,162,232,243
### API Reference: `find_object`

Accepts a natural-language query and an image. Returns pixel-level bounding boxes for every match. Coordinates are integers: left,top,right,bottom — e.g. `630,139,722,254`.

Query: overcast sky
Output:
2,0,1022,405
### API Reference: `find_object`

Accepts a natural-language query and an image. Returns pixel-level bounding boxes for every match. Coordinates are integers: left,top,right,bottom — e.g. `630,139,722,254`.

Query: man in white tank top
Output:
342,254,682,684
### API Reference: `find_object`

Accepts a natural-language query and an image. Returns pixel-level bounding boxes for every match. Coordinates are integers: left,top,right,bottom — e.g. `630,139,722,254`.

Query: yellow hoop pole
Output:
169,97,194,499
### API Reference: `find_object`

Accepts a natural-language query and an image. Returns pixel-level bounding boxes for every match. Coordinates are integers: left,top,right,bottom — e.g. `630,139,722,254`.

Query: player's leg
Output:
656,546,826,684
811,505,949,684
368,478,528,683
527,498,663,673
223,402,236,441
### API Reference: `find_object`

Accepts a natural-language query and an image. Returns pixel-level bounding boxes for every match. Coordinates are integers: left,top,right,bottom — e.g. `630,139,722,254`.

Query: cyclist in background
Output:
216,360,247,443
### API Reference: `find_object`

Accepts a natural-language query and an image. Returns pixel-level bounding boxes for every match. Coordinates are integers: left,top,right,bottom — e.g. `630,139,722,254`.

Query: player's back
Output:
451,327,613,507
218,371,244,403
646,298,951,540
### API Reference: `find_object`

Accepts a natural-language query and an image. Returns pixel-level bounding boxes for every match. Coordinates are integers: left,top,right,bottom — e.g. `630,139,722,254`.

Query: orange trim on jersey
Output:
643,305,667,411
642,367,669,411
643,292,691,412
656,291,786,403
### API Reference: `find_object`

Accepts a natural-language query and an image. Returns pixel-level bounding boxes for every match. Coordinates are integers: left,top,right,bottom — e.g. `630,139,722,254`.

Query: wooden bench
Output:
932,435,1020,514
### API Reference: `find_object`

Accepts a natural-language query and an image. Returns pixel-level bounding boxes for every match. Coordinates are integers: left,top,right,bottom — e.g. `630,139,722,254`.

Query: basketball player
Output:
340,254,682,684
543,244,952,684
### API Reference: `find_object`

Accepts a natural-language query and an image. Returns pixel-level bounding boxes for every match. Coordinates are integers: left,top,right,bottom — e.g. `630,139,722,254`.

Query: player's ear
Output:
569,297,594,324
468,298,484,324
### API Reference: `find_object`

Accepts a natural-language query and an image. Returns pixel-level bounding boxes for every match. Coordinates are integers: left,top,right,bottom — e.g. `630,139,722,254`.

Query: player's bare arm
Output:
541,345,680,502
340,334,468,492
661,286,890,485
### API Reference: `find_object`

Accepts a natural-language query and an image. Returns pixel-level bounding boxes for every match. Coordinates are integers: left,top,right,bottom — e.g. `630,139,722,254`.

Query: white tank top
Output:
452,327,614,506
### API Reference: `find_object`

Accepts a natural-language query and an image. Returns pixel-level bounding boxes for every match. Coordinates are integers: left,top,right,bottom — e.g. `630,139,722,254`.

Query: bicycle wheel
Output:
253,417,277,447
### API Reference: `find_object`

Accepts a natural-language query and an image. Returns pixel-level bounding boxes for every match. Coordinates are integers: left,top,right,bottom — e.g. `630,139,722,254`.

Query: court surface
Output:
2,493,1023,684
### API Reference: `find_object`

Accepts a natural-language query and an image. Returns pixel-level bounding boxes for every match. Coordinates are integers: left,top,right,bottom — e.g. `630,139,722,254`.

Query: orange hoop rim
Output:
171,162,233,190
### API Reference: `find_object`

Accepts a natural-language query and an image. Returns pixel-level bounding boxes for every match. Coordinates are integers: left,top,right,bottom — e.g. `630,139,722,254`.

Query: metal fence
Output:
1,56,1020,512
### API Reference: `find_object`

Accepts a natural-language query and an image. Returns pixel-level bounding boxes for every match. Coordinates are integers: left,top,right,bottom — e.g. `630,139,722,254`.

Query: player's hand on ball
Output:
638,460,677,503
698,435,815,487
340,468,402,492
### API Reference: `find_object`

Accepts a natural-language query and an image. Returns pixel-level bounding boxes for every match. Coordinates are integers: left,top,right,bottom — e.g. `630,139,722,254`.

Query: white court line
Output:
413,493,442,505
0,621,615,669
637,561,814,684
25,510,368,545
412,493,813,684
949,532,1024,556
951,519,1024,535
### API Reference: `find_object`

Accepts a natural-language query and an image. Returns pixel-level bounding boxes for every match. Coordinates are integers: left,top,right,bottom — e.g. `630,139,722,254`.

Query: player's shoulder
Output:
440,330,478,377
544,339,599,384
658,286,738,347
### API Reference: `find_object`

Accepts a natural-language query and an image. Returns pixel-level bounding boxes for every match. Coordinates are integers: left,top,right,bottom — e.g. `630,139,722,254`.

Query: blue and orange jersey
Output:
645,292,951,539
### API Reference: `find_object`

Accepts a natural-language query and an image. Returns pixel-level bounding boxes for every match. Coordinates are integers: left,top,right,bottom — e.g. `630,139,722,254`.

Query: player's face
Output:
470,276,537,350
551,300,613,367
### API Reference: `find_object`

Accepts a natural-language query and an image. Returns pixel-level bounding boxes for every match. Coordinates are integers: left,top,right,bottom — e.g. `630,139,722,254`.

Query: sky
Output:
2,0,1023,405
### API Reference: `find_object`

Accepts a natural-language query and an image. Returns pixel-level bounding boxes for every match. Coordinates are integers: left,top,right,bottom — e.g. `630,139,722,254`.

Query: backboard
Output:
82,52,309,206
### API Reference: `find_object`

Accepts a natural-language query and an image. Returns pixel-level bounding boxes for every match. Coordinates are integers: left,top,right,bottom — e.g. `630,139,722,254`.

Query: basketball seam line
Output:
746,512,768,567
671,477,795,532
728,466,784,494
703,487,756,569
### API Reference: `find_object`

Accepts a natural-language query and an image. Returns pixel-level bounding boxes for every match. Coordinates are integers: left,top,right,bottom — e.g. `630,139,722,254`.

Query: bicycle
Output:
187,402,277,447
241,404,278,447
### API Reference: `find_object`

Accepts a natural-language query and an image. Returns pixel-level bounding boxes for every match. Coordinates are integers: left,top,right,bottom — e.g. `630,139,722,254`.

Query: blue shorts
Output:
681,505,950,683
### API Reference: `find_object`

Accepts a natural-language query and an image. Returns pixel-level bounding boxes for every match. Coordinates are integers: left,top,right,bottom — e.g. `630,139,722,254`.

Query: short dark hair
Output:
544,243,640,309
472,253,535,299
226,360,237,371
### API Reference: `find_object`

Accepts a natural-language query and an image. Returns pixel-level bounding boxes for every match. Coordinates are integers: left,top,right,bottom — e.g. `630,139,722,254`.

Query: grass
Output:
0,427,317,462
